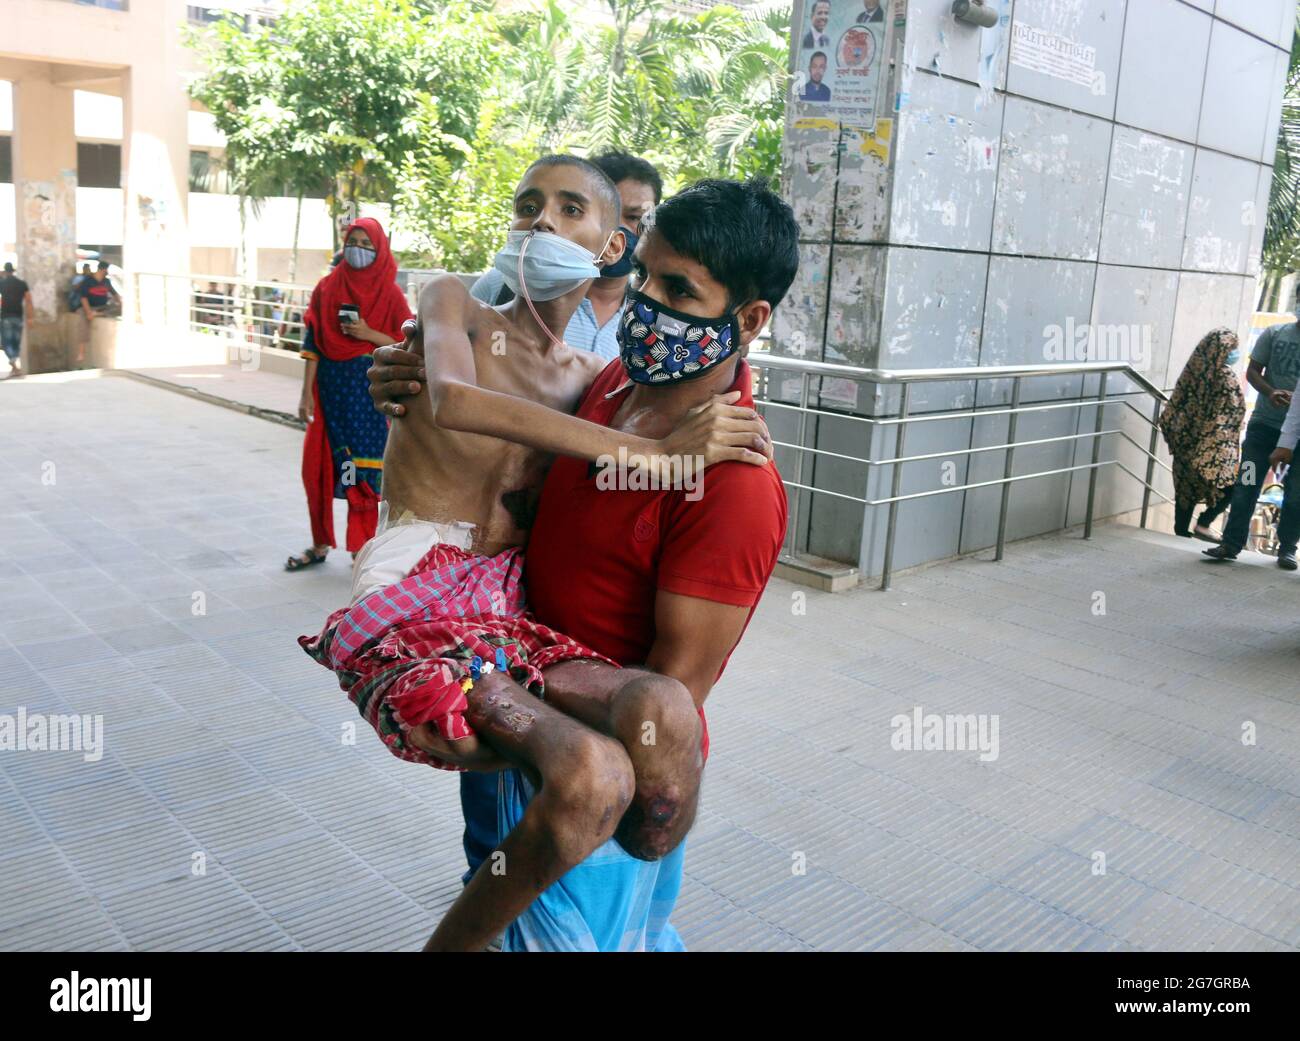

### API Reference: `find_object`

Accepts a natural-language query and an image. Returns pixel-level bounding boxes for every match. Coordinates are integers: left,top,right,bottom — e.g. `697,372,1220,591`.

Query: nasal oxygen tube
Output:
516,228,615,351
518,233,566,351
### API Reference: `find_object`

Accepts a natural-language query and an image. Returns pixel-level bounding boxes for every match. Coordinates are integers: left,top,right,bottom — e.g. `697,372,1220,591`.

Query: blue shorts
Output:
460,769,687,951
0,315,22,361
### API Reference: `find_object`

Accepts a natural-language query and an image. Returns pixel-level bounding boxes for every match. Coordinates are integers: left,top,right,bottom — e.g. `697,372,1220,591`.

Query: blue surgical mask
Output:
600,226,639,279
493,229,609,303
617,289,740,385
343,245,376,269
1226,349,1241,366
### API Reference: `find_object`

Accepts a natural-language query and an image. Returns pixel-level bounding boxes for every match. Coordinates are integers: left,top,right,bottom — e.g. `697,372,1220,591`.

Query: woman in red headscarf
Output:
286,217,413,570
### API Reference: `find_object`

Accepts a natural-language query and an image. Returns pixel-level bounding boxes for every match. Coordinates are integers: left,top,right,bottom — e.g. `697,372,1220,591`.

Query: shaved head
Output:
526,154,621,232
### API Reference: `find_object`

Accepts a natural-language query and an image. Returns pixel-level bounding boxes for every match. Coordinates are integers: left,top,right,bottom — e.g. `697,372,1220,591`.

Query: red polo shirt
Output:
525,357,789,759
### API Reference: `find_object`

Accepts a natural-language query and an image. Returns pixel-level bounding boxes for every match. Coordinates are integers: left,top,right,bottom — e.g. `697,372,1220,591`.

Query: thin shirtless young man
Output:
300,155,772,951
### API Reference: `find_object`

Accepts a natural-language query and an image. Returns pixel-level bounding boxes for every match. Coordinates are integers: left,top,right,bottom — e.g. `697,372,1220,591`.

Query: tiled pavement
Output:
1,372,1298,951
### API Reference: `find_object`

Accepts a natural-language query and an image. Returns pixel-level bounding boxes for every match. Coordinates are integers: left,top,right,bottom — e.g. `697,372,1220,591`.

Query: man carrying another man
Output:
303,155,795,949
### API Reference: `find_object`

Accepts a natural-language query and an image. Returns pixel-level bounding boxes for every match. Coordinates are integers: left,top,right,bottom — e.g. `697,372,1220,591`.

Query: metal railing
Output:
133,271,456,356
132,273,317,355
747,353,1173,590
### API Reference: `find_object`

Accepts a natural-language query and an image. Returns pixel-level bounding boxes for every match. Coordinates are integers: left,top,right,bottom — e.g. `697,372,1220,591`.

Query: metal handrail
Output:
747,353,1173,590
135,271,319,354
752,351,1171,402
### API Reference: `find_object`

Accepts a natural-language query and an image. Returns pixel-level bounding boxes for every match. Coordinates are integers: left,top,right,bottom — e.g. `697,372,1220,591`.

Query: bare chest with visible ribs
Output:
382,311,600,555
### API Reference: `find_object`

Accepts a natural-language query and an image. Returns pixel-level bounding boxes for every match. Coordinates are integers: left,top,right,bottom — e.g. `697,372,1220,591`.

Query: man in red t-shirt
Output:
371,178,798,950
525,346,786,758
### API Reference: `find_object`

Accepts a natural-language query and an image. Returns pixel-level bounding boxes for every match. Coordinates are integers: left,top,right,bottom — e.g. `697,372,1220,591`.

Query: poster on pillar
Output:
793,0,891,132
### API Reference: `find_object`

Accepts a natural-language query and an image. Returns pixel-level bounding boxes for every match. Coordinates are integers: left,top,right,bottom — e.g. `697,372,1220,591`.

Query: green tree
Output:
394,98,541,271
1262,19,1300,309
493,0,790,192
187,0,793,275
188,0,497,226
654,2,792,186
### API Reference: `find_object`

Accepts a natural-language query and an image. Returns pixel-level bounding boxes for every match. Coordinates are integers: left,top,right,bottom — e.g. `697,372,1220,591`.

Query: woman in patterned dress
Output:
286,218,412,570
1158,327,1245,543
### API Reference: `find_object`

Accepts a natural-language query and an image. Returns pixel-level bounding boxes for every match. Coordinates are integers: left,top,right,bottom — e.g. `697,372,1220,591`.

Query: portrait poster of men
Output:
801,51,831,101
802,0,831,48
856,0,885,23
794,0,889,130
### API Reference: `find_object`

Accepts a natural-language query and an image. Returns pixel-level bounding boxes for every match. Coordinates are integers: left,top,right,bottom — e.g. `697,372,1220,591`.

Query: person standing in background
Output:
1266,386,1300,571
1204,316,1300,567
68,263,91,303
1158,328,1244,542
0,262,33,378
76,261,121,369
580,151,661,353
286,217,411,571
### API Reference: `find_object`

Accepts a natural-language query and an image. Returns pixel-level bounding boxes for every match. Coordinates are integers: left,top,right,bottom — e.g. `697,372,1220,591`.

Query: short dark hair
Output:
589,151,664,204
2,262,12,272
649,177,799,310
811,50,827,64
97,260,110,271
524,154,621,231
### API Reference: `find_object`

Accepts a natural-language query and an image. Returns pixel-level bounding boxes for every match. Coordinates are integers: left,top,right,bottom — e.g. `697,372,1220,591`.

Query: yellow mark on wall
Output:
861,119,893,161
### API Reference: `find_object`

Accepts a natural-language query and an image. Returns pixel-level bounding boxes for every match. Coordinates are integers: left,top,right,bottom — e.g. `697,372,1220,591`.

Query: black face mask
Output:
600,226,639,279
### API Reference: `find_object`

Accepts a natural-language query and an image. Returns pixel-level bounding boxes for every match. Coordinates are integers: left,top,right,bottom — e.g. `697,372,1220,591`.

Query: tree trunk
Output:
289,190,303,284
237,191,249,340
237,194,253,340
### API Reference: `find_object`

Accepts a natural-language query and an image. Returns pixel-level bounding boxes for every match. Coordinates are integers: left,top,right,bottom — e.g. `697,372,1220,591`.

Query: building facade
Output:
773,0,1293,575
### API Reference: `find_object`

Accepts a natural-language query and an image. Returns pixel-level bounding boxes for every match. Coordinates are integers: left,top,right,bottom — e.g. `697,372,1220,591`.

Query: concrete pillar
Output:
772,0,1290,576
121,0,190,331
11,68,78,369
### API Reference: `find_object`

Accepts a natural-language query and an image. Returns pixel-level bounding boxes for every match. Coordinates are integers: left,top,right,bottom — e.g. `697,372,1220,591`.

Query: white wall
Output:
76,187,124,244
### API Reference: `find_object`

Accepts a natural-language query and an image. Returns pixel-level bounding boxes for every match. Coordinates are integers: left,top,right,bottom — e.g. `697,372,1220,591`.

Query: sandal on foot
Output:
1202,544,1238,562
285,547,328,571
1192,526,1222,544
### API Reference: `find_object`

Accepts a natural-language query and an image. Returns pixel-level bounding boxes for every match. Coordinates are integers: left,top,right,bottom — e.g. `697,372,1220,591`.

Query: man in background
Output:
470,151,662,362
1266,384,1300,571
76,261,121,368
1204,317,1300,568
0,262,33,378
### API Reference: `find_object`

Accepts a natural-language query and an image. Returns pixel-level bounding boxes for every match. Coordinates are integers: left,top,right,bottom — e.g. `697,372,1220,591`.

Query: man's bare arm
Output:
1247,357,1292,409
397,275,771,470
643,590,753,709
